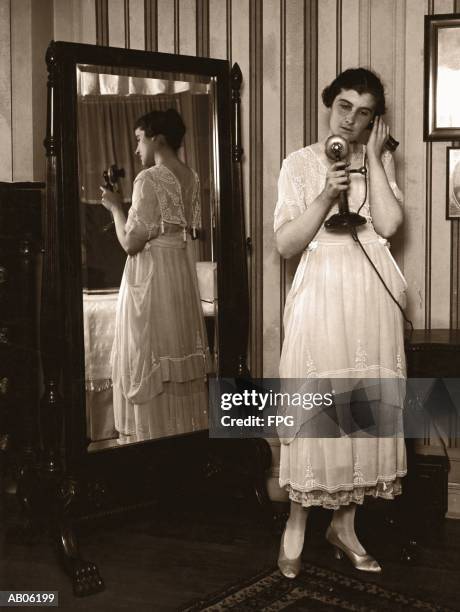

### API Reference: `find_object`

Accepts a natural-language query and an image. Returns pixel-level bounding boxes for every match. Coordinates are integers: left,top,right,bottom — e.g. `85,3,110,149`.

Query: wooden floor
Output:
1,491,460,611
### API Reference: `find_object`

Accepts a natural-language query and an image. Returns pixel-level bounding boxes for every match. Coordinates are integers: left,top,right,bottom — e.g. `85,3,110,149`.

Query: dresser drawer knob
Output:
20,240,31,256
0,266,7,284
0,377,8,395
0,328,7,344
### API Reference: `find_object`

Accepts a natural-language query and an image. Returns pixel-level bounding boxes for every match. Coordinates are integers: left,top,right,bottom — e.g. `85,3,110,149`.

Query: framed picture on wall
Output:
446,147,460,219
424,14,460,141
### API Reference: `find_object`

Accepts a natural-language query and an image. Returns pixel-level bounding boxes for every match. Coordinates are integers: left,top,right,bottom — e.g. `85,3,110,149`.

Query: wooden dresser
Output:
0,182,42,483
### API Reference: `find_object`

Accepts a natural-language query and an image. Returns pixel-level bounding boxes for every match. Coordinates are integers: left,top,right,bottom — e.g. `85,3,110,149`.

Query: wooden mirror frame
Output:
31,41,266,596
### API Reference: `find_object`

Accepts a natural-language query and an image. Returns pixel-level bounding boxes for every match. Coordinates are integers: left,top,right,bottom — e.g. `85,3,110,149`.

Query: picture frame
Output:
446,147,460,219
424,13,460,141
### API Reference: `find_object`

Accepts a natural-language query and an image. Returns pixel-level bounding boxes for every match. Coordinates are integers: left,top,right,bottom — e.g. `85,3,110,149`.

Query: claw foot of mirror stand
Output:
58,523,104,597
13,459,104,596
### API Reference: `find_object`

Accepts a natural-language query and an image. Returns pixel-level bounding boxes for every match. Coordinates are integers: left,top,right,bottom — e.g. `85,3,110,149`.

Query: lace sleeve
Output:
274,153,307,233
125,170,160,240
382,150,403,204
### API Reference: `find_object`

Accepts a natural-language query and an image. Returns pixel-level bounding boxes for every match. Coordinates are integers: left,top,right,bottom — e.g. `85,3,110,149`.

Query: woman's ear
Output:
154,134,166,146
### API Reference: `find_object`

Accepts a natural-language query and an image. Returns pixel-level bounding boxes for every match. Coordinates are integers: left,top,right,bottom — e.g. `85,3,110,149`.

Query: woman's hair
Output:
321,68,386,116
135,108,186,151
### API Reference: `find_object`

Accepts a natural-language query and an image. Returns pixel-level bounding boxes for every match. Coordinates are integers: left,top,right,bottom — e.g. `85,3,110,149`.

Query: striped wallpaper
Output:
1,0,460,379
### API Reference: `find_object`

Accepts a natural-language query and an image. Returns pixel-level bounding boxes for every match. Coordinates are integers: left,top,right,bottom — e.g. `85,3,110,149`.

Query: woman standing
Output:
275,69,407,577
101,109,211,443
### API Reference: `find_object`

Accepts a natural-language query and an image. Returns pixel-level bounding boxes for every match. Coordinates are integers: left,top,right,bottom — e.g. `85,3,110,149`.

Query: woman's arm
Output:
367,116,403,238
276,160,350,259
276,192,331,258
100,187,147,256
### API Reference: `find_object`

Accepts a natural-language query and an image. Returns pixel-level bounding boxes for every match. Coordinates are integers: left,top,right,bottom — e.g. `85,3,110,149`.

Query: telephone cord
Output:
350,225,413,332
348,154,413,332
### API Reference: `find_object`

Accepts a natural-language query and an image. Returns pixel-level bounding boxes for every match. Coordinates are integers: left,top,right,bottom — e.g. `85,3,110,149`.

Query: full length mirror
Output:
41,41,245,482
37,41,252,590
77,64,219,451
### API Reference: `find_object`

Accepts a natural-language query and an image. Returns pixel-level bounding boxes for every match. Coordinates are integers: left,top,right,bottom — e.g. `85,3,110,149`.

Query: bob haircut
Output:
134,108,186,151
321,68,386,116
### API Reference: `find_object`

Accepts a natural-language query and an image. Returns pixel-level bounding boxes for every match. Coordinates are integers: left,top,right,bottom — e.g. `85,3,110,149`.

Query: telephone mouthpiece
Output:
325,135,349,161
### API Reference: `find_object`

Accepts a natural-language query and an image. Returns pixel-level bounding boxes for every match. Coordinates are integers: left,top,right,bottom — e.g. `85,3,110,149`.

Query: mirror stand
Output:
14,41,273,598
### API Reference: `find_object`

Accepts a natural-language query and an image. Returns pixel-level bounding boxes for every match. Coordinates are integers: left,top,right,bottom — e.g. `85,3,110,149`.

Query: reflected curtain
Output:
77,66,211,88
78,94,182,204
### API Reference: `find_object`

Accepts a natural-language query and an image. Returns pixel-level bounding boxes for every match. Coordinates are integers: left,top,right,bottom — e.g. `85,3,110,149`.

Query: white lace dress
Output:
111,164,212,443
274,140,407,509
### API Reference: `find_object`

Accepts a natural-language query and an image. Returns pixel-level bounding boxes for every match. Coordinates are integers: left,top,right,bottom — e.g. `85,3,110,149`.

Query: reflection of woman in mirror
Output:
100,109,212,442
274,69,406,578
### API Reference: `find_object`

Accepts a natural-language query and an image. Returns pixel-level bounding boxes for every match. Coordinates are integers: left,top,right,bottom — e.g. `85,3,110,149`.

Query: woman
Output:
101,109,211,443
274,69,407,577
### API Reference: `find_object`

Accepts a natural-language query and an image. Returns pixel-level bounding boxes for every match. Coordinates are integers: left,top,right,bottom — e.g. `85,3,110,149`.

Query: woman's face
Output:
135,128,156,166
329,89,377,143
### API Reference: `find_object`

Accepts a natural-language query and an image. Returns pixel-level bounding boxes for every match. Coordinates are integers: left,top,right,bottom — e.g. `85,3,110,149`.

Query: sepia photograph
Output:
0,1,459,610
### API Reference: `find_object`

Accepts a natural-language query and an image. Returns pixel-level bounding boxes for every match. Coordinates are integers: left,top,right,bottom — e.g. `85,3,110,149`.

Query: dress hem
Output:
280,473,407,510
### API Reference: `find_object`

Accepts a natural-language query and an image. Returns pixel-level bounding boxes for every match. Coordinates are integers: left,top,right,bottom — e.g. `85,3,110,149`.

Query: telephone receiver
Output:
367,117,399,152
324,135,367,231
102,164,125,232
103,164,125,191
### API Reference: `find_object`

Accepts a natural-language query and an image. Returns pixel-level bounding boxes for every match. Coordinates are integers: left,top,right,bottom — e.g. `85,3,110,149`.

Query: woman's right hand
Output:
322,161,350,204
100,186,122,212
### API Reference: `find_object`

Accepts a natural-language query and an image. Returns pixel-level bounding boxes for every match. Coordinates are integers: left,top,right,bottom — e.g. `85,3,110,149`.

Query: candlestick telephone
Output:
323,131,412,331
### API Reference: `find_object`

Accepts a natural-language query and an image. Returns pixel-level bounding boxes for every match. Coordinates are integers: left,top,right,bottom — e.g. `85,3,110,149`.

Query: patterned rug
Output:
182,563,453,611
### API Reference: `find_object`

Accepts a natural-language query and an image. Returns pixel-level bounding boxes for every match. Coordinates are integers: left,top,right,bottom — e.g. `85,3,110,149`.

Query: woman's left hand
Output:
100,186,122,212
366,115,389,161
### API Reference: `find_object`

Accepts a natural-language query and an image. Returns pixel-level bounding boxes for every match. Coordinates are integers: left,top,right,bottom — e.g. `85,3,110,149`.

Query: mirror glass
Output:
77,64,218,452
